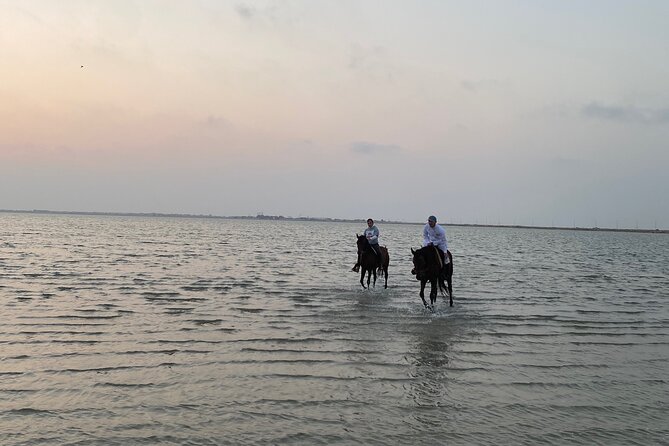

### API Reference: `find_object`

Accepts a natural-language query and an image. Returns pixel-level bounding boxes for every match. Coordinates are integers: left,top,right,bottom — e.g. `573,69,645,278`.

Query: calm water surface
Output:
1,214,668,445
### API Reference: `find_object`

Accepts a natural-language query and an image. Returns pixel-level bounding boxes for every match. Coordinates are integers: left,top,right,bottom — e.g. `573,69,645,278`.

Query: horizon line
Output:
1,208,666,235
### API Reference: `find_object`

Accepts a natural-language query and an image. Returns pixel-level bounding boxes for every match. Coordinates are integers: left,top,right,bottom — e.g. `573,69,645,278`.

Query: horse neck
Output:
418,247,440,272
423,245,440,257
361,241,379,265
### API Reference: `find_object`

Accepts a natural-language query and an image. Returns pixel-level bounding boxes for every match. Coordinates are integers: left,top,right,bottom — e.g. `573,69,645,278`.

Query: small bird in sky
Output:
80,65,84,68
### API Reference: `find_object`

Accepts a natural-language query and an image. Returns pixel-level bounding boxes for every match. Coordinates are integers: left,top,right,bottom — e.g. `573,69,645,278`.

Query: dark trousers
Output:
370,244,382,264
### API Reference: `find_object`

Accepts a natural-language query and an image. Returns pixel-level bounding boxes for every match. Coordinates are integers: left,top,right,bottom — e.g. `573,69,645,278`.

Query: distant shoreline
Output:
1,209,667,234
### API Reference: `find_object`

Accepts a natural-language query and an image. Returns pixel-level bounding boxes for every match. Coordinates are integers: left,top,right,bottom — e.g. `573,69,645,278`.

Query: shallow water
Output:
1,213,668,445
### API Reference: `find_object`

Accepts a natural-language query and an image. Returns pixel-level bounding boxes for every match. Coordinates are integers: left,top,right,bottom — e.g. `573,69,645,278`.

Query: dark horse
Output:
356,234,389,289
411,246,453,310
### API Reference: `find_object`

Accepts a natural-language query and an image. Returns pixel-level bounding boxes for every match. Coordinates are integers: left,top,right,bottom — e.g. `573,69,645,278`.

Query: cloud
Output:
234,3,282,24
348,45,385,70
350,141,402,155
203,114,230,129
582,102,669,124
5,5,45,26
234,4,255,20
347,44,395,83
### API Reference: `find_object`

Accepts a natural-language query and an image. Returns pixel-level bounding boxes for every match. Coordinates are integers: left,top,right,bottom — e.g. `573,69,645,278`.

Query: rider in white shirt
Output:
422,215,449,265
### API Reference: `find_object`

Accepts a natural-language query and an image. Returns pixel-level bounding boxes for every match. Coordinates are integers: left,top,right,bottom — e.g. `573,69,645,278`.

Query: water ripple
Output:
1,214,667,445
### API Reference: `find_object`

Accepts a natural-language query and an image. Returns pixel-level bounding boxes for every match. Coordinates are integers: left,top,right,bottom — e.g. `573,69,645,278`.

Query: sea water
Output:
1,213,667,445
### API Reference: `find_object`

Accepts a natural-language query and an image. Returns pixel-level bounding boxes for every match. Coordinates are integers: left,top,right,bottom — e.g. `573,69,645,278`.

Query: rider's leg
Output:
372,244,382,266
435,247,446,274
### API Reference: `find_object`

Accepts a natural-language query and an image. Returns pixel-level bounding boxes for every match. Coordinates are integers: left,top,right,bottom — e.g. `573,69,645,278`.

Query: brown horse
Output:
356,234,389,289
411,246,453,310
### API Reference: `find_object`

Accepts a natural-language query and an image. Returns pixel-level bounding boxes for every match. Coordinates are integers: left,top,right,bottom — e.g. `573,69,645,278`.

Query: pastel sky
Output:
1,0,668,228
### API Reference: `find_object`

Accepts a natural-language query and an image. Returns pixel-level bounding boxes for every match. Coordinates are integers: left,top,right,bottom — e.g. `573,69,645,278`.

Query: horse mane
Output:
356,234,370,249
415,245,439,261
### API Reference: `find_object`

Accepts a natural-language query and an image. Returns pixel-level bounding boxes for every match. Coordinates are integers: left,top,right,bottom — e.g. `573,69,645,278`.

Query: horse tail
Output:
377,246,388,278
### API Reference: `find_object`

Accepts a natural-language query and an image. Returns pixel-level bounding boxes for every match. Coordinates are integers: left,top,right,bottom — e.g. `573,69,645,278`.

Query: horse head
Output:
411,247,427,279
356,234,369,254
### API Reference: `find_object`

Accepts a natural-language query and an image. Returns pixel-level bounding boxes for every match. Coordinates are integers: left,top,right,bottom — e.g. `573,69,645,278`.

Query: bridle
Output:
412,248,428,279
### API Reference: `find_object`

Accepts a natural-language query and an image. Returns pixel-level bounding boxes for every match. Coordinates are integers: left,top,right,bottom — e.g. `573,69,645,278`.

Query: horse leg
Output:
383,266,388,289
446,253,453,306
447,268,453,306
359,268,366,289
430,279,438,307
443,262,452,305
419,279,429,308
372,269,377,288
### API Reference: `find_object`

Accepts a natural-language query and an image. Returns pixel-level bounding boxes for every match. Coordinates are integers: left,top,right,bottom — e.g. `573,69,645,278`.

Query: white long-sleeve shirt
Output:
364,225,380,245
422,223,448,253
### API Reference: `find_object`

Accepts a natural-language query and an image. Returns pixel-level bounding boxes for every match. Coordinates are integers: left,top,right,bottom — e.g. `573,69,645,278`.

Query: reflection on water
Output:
406,322,453,436
1,213,668,445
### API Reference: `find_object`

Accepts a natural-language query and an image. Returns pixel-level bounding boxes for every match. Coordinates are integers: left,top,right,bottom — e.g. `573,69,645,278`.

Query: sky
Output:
1,0,668,229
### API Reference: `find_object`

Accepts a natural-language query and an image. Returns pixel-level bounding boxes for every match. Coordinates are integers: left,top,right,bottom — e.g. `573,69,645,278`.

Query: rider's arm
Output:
422,225,430,247
437,226,448,250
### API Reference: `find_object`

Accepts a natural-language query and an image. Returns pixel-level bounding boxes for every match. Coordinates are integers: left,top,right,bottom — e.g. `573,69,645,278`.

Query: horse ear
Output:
356,233,359,237
411,248,415,254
